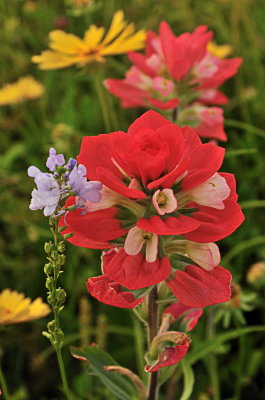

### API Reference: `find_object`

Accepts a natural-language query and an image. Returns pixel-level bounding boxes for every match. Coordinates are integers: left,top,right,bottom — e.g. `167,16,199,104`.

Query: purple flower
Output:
46,148,65,171
68,165,102,202
28,149,102,217
28,165,60,216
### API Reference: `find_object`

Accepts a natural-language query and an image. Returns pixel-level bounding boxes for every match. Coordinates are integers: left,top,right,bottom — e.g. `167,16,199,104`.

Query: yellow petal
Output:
83,25,105,50
102,10,126,45
49,30,88,54
32,50,84,70
101,27,146,55
0,289,50,325
207,42,232,58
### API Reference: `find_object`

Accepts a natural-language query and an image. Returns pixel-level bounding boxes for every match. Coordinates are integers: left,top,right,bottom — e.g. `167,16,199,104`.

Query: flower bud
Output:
46,277,54,290
44,263,53,275
56,288,66,304
47,320,56,331
57,242,65,253
44,241,53,254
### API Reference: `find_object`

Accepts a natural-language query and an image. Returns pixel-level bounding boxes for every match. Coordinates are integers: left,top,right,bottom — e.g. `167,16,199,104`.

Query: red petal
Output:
137,215,199,235
166,265,232,307
104,249,171,290
127,110,171,137
128,51,157,77
86,275,144,309
97,166,146,199
62,201,126,242
183,200,244,242
77,133,123,180
181,143,225,191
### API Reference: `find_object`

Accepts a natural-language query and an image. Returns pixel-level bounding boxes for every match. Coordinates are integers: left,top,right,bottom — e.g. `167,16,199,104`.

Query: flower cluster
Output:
32,10,146,70
61,110,244,311
105,23,242,141
28,148,102,216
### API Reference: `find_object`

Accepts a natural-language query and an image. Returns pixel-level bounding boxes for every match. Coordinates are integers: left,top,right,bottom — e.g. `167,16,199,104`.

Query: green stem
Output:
94,75,112,133
0,363,11,400
147,286,159,400
46,219,71,400
55,346,71,400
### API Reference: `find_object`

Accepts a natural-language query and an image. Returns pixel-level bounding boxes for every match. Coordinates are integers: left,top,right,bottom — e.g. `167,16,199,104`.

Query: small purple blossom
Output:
46,148,65,171
28,148,102,217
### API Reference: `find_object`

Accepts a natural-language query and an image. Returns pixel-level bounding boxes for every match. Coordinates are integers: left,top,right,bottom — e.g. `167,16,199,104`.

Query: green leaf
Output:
179,362,195,400
70,345,138,400
185,325,265,366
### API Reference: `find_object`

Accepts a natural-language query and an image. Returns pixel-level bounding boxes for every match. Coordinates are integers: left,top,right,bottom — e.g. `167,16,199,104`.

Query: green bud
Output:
47,320,57,332
42,331,54,344
57,242,65,253
58,254,66,265
44,263,53,275
47,294,53,304
63,233,74,239
56,288,66,304
58,225,66,233
51,250,58,260
44,241,52,254
56,328,64,345
46,277,54,290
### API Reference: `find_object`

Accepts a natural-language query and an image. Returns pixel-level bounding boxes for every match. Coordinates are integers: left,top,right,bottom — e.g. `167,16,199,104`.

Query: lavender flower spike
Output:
28,149,102,217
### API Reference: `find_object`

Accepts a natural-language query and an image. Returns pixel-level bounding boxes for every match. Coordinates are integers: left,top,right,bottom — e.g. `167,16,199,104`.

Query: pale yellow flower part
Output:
207,41,232,58
32,10,146,70
0,289,50,325
0,76,44,106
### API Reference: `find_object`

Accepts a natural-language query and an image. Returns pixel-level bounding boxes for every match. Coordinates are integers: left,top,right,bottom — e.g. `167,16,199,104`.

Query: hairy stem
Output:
147,286,159,400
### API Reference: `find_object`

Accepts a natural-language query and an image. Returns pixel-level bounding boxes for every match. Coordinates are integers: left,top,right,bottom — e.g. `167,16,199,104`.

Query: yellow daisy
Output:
207,41,232,58
0,289,50,325
32,10,146,70
0,76,44,106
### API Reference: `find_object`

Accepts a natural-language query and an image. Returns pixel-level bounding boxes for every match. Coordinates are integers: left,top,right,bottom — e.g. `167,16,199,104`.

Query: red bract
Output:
105,23,242,141
166,265,232,308
145,342,190,373
62,110,243,307
86,275,144,309
162,302,203,331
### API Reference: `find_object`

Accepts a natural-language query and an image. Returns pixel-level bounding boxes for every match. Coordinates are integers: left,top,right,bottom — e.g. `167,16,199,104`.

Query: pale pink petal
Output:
153,189,177,215
186,241,220,271
146,233,158,263
189,173,230,209
124,226,144,256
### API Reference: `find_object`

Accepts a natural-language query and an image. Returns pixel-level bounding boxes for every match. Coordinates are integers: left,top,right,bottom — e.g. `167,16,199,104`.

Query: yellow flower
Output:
207,41,232,58
0,76,44,106
0,289,50,325
32,10,146,70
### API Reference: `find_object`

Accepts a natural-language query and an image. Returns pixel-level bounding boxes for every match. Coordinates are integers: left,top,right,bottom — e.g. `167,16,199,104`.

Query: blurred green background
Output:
0,0,265,399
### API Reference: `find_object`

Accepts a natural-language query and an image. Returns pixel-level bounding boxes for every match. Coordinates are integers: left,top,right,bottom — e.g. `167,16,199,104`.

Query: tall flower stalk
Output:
28,149,102,399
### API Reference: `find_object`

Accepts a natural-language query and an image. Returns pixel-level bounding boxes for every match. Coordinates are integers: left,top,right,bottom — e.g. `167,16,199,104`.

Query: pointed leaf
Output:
70,345,138,400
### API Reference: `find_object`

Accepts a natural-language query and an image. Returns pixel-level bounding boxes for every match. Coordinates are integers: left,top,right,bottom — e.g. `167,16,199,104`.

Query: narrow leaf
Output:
179,362,195,400
70,345,137,400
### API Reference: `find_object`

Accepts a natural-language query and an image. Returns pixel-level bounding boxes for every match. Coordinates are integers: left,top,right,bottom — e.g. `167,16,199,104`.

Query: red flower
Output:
62,111,243,305
105,23,241,140
145,343,190,372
